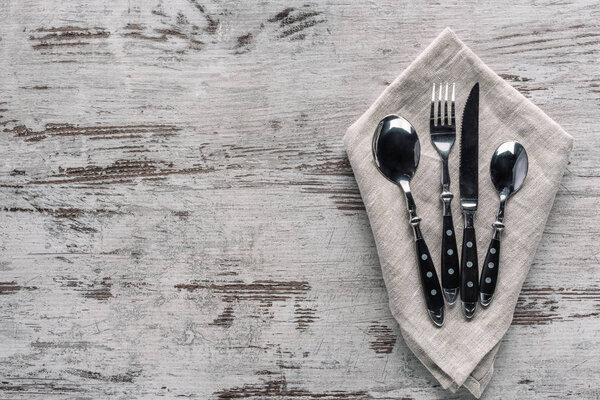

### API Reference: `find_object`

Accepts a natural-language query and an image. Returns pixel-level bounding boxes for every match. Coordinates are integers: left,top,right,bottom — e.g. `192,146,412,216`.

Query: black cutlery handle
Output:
479,237,500,306
441,214,460,292
460,226,479,307
415,237,445,322
401,186,444,326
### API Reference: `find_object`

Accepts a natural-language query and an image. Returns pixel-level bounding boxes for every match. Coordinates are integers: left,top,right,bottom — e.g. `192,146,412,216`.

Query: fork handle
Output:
441,212,460,303
440,157,459,303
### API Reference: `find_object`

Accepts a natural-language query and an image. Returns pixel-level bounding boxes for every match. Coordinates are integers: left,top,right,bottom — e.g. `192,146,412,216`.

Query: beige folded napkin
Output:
343,28,573,397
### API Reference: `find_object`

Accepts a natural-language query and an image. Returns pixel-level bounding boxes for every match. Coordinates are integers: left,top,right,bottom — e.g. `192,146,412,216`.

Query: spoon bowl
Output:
372,115,420,184
490,141,528,198
372,115,445,326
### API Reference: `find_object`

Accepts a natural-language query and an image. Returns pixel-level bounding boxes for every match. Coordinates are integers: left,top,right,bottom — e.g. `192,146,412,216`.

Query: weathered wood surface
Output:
0,0,598,398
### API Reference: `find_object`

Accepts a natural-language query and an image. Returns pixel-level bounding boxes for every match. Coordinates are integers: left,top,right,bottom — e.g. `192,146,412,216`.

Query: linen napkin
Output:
343,28,573,397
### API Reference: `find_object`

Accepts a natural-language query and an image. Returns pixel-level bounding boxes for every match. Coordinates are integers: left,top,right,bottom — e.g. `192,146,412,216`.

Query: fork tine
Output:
451,83,456,126
443,83,449,125
437,83,442,126
430,84,436,128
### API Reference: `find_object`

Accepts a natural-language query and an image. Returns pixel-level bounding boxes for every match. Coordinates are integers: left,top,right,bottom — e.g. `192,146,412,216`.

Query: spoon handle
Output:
399,181,444,326
479,222,503,306
413,231,445,327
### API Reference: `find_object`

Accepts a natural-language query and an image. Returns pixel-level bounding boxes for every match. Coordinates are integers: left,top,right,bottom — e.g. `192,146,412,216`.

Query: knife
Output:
459,83,479,319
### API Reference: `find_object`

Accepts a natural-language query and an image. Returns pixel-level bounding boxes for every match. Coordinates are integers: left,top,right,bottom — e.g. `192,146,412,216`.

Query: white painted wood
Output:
0,0,598,398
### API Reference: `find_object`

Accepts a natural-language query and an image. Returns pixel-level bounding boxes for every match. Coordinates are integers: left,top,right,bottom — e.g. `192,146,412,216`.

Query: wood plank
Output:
0,0,598,398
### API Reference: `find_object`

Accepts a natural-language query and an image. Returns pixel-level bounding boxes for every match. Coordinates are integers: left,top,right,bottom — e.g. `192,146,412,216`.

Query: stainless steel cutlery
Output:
459,82,480,319
372,115,445,327
372,82,528,324
430,83,460,305
479,142,528,306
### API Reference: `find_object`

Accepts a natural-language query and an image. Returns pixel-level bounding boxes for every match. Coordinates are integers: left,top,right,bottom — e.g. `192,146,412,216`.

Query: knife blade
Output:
459,82,479,319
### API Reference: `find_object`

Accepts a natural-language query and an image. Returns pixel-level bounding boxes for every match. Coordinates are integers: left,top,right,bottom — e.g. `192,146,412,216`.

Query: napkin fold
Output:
343,28,572,397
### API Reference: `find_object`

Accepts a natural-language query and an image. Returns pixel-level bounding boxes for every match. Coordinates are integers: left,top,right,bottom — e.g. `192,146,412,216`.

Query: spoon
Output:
479,141,529,306
372,115,444,326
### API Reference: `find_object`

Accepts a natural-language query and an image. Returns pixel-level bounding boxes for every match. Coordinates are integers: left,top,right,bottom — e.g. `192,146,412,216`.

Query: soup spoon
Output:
479,141,529,306
372,115,444,326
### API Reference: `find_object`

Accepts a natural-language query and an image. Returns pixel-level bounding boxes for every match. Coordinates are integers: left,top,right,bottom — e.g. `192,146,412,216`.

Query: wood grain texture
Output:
0,0,598,398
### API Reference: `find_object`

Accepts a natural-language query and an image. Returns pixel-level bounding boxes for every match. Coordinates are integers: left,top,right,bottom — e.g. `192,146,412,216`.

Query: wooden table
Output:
1,1,598,398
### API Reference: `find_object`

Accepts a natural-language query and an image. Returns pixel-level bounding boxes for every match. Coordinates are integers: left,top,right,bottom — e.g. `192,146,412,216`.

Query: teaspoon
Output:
479,141,529,306
372,115,445,326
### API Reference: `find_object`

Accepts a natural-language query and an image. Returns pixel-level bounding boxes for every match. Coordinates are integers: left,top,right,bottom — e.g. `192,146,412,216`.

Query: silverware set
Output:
372,82,529,326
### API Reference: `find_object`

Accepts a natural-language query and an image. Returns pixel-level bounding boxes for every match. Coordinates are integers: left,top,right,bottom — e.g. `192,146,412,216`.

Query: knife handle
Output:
479,222,503,306
441,214,460,302
414,236,445,326
460,219,478,318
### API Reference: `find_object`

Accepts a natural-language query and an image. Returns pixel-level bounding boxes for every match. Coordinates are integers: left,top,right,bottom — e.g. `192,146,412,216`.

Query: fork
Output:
430,83,460,304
